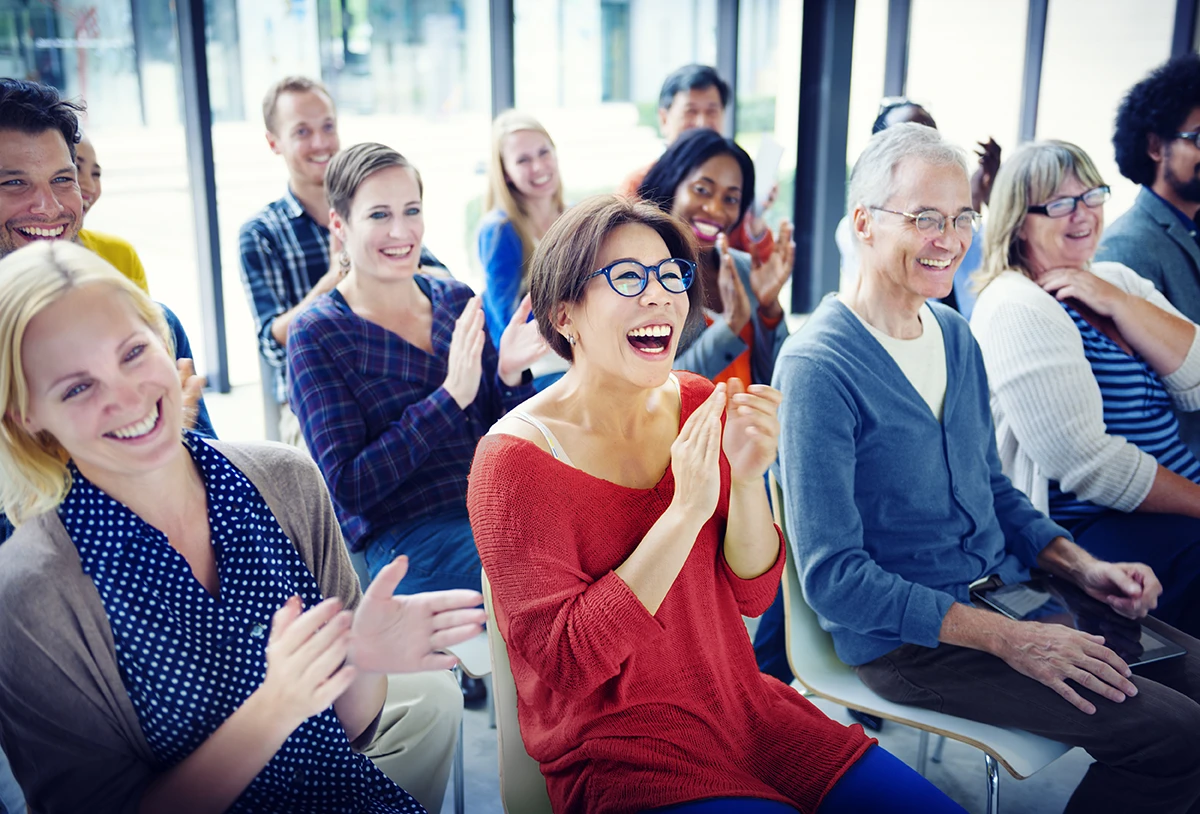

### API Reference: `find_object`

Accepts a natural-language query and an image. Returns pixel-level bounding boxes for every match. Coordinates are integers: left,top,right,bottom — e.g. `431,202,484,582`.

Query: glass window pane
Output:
845,0,888,172
906,0,1027,196
1038,0,1174,217
735,0,801,235
513,0,719,210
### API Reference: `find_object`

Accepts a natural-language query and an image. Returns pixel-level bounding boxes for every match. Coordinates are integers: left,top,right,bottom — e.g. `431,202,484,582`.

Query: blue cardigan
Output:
774,297,1069,666
477,209,525,343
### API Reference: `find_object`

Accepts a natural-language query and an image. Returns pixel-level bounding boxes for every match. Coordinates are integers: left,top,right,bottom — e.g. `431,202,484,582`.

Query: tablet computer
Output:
970,574,1185,667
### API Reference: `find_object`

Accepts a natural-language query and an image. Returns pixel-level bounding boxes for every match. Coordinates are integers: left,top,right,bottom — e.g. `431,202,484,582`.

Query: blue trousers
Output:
753,586,795,684
364,510,482,595
643,746,964,813
1064,510,1200,638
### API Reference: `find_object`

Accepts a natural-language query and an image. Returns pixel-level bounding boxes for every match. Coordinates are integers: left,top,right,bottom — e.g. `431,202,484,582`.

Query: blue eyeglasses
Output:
586,258,696,297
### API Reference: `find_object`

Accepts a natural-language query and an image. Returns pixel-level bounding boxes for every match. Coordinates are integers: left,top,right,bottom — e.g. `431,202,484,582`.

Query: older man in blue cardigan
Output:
777,122,1200,814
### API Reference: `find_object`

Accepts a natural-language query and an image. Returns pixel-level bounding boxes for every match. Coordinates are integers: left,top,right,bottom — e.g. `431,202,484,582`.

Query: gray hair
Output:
846,123,969,214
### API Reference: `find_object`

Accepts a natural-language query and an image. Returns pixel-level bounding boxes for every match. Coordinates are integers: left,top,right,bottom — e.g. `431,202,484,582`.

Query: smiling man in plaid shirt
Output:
238,76,443,448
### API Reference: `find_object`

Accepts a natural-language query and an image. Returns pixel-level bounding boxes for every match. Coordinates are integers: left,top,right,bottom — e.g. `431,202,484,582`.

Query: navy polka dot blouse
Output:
58,433,426,813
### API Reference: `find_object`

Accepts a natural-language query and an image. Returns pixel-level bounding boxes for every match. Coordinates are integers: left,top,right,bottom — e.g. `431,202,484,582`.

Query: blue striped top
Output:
1048,302,1200,520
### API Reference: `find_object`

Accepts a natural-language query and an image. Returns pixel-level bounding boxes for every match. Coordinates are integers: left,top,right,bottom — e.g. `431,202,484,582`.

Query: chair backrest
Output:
481,571,554,814
769,474,859,689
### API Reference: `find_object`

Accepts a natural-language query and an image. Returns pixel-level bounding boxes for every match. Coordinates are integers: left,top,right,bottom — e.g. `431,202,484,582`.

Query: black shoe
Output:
461,675,487,709
847,709,884,732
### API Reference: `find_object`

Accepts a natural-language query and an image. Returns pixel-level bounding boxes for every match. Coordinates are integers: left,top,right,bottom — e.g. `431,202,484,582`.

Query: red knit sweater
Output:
467,373,872,814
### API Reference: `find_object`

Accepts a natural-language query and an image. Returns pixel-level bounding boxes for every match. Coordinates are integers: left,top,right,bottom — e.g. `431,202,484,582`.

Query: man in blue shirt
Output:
238,77,443,448
1099,54,1200,455
780,122,1200,813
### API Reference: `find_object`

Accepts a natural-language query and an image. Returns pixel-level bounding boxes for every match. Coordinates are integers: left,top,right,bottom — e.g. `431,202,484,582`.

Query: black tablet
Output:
970,574,1185,667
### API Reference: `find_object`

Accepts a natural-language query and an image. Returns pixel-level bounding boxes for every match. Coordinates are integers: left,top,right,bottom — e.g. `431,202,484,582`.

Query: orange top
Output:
704,308,785,385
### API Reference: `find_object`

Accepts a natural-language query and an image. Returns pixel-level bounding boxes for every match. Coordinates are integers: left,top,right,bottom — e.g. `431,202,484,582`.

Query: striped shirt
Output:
238,187,442,403
286,275,534,551
1048,302,1200,520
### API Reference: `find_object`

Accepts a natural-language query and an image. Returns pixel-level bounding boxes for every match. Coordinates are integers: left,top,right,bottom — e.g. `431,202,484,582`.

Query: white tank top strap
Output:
510,410,576,467
668,372,681,399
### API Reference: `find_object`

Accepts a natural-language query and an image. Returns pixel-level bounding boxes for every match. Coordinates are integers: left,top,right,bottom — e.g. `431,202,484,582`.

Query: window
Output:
735,0,801,233
906,0,1027,204
1038,0,1174,217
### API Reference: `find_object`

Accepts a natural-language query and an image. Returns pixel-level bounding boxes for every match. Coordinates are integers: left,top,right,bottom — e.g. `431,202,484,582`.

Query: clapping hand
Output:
721,377,782,484
349,555,487,674
444,297,486,408
177,359,206,430
498,293,550,385
669,383,726,523
261,596,357,727
716,235,751,335
971,138,1002,209
748,220,795,319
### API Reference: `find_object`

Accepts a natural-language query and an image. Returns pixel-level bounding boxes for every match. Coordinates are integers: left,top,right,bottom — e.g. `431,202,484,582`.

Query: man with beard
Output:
1099,53,1200,455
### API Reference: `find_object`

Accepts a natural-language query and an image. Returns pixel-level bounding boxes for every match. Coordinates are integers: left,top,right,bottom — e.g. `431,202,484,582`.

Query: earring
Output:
339,250,351,271
567,334,576,346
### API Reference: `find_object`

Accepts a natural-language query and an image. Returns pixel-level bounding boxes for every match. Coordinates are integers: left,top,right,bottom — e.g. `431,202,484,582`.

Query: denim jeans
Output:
364,509,482,595
0,745,24,814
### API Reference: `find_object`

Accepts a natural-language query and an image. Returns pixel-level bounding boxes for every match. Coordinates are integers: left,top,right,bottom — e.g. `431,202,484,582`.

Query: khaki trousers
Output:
278,401,308,453
363,671,463,813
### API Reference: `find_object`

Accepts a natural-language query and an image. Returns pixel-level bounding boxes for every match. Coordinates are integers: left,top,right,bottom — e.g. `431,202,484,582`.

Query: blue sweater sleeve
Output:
776,353,956,655
160,304,216,439
477,215,526,344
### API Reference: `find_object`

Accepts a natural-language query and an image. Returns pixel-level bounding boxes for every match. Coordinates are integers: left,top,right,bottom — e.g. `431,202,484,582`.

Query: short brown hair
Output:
530,194,705,360
262,75,334,134
324,142,423,221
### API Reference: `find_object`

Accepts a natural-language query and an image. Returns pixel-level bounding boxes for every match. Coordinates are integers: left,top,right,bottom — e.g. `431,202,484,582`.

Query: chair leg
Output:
931,735,946,764
917,730,930,776
454,666,466,814
984,754,1000,814
486,675,496,730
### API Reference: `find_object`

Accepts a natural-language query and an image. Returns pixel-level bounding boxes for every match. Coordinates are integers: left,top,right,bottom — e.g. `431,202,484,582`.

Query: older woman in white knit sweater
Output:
971,140,1200,636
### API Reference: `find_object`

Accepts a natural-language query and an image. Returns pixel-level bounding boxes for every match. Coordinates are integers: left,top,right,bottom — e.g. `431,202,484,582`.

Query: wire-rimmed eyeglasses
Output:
870,207,982,236
586,258,696,297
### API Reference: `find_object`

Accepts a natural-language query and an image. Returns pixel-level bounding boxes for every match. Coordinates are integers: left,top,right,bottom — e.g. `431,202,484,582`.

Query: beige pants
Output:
278,401,309,453
363,670,462,813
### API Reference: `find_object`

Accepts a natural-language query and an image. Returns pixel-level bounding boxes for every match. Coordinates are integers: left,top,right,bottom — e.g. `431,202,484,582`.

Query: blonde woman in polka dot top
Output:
0,241,486,813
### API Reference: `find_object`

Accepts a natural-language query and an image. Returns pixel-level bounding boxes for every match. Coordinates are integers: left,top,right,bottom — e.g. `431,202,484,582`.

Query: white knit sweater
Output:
970,262,1200,514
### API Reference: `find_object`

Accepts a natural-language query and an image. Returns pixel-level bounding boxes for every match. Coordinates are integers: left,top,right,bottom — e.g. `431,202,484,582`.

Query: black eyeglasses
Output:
1176,132,1200,148
586,258,696,297
871,207,981,235
1027,186,1110,218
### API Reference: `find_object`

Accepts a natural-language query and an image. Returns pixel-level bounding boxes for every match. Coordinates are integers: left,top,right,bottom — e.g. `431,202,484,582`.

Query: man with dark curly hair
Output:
1099,53,1200,456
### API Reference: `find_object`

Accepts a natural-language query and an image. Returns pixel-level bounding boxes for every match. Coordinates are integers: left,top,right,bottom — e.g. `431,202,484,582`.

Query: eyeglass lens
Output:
912,211,977,234
608,260,692,296
1043,187,1109,217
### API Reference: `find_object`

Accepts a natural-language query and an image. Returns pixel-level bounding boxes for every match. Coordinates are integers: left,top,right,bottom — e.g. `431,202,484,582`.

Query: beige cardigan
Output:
0,440,366,814
971,262,1200,514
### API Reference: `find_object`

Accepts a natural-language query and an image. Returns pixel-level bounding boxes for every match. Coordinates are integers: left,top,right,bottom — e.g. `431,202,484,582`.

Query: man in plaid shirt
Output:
238,76,443,447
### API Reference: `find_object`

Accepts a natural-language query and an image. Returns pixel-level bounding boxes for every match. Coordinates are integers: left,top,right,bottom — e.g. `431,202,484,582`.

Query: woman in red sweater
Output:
467,195,965,814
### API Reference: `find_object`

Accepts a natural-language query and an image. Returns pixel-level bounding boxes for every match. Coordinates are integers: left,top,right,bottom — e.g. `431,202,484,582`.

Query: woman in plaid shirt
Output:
288,143,548,600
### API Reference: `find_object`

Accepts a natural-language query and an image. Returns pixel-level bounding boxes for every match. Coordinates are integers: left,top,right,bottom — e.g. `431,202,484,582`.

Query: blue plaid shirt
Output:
286,276,534,550
238,187,443,403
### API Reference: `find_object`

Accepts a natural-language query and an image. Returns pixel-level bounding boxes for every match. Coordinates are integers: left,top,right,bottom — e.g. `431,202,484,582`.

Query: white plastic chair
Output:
445,631,493,814
348,547,489,814
770,475,1075,814
480,570,554,814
